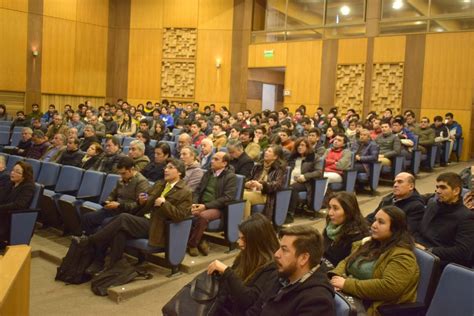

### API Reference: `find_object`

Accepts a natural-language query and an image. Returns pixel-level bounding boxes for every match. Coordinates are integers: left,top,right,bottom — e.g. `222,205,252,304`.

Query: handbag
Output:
162,270,219,316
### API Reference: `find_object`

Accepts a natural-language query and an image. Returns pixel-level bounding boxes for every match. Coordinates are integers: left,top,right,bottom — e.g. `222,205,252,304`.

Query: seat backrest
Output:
334,292,355,316
25,158,42,181
426,264,474,316
6,155,24,172
284,166,292,189
350,151,355,168
0,131,10,145
55,165,84,192
235,174,245,200
413,134,419,148
122,145,130,154
30,183,44,209
122,136,135,147
150,139,157,147
77,170,106,198
10,131,22,147
37,162,61,187
414,248,440,305
99,174,121,203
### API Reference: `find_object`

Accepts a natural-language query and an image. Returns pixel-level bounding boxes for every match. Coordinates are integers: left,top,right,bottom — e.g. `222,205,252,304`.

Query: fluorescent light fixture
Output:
392,0,403,10
340,5,350,16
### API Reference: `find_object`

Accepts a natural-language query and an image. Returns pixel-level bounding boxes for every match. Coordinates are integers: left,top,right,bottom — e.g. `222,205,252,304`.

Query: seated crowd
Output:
0,100,472,315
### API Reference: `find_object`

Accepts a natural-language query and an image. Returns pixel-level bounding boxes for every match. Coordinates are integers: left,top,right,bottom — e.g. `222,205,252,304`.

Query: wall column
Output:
229,0,253,113
106,0,131,104
25,0,43,111
402,34,426,118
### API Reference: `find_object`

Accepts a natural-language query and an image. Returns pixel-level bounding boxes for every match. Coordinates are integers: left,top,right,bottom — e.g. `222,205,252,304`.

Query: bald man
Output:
366,172,425,233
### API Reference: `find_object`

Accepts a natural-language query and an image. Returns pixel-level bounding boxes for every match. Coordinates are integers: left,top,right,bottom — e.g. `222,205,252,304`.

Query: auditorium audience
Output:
127,140,150,172
227,140,254,179
180,145,205,194
329,206,420,315
57,137,85,167
141,142,170,182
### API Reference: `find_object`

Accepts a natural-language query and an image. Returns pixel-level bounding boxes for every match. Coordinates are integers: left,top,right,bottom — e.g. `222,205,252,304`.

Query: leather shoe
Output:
188,247,199,257
198,240,209,256
85,260,105,276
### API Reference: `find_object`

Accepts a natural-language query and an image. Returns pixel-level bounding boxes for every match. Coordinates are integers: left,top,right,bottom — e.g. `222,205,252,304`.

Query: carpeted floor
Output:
28,161,472,315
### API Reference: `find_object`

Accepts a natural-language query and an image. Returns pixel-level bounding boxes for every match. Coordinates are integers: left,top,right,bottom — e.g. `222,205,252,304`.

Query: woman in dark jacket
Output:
0,161,36,245
286,138,324,223
243,145,287,220
207,214,279,316
323,192,370,269
81,142,103,170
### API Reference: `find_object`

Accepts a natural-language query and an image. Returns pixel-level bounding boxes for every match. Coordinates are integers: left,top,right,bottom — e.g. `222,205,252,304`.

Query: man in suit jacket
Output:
74,158,192,275
40,133,67,163
227,140,254,179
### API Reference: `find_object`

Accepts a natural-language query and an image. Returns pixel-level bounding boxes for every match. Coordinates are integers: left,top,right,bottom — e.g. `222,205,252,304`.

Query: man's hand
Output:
104,201,120,210
355,154,361,161
415,243,426,250
191,204,206,215
296,175,306,183
154,197,165,207
138,193,148,205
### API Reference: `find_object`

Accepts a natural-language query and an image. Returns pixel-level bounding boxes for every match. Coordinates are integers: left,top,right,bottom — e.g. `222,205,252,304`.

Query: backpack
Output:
90,259,153,296
55,239,95,284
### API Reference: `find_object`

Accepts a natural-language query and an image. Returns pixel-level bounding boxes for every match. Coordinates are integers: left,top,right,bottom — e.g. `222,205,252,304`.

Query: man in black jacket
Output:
187,151,237,256
366,172,425,233
251,225,335,316
415,172,474,267
227,140,254,179
57,137,85,167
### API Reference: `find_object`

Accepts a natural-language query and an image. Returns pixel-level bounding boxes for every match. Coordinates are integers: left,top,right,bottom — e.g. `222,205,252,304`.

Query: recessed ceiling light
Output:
340,5,351,16
392,0,403,10
463,0,471,3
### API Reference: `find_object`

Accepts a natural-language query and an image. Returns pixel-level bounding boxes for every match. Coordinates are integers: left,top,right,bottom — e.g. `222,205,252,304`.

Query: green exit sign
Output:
264,50,274,58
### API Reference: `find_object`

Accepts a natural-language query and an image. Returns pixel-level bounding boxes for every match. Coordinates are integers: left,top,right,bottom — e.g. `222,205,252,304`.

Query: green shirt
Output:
201,174,217,204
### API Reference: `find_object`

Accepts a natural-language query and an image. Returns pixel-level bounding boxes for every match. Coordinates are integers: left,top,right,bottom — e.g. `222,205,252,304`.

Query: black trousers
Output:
288,182,308,215
90,213,149,264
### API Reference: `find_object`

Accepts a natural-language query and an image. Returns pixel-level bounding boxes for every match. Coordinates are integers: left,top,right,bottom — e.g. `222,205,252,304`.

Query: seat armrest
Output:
378,302,426,316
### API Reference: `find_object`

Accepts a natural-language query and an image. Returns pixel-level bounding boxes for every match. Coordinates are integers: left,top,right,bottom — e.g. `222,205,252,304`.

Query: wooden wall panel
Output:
374,36,406,63
248,68,285,85
0,91,25,116
0,0,28,11
285,41,322,108
163,0,198,28
74,23,108,96
127,29,162,100
195,30,233,104
41,16,76,94
76,0,109,26
198,0,234,30
337,38,367,64
130,0,163,29
43,0,77,20
421,32,474,160
248,43,287,67
41,94,104,113
0,8,27,91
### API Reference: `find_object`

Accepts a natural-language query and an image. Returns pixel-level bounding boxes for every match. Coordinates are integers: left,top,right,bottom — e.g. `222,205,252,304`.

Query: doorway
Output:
247,68,285,113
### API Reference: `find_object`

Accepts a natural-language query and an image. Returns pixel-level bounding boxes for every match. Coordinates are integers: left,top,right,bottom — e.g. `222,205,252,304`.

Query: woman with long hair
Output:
117,113,137,137
0,161,36,246
207,213,279,316
323,192,369,268
243,145,287,220
286,138,323,223
329,206,419,315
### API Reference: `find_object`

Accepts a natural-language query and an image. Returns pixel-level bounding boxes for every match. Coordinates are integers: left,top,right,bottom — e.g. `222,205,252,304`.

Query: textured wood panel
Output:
249,43,287,68
43,0,77,20
162,28,197,59
0,0,28,11
74,23,108,96
130,0,163,29
370,63,404,115
195,30,233,104
248,68,285,85
0,8,27,92
337,38,367,64
285,40,322,106
0,91,25,115
41,17,76,94
422,32,473,111
41,94,105,113
198,0,234,30
319,39,338,109
402,34,425,117
128,29,162,100
374,36,406,63
76,0,109,26
161,61,195,99
335,64,365,114
163,0,198,28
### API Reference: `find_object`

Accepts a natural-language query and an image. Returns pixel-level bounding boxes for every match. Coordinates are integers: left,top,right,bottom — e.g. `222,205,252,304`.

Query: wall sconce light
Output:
215,58,222,69
32,50,39,57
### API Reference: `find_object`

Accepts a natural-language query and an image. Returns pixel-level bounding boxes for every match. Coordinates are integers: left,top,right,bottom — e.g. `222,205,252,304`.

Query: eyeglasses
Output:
11,169,23,175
